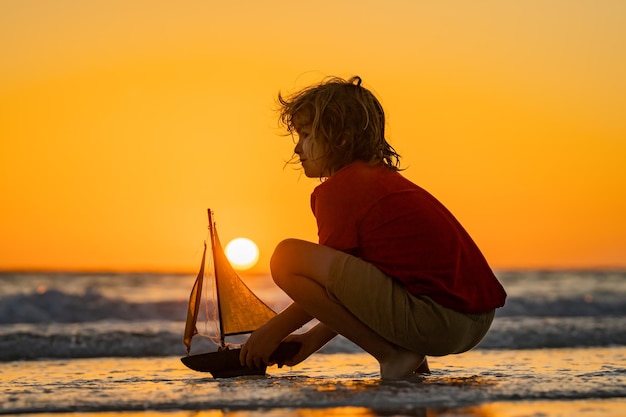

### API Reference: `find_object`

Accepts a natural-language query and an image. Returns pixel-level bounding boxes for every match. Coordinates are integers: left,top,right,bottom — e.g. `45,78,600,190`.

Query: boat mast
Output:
208,209,226,349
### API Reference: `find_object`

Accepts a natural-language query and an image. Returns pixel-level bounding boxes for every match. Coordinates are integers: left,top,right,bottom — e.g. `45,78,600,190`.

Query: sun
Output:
225,238,260,270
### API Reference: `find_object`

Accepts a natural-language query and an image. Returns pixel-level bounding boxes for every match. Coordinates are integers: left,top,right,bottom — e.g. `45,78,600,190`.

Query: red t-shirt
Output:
311,161,506,313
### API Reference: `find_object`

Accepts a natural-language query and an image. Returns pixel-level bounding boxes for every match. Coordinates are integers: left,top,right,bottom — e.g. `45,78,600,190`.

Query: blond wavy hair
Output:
278,76,401,176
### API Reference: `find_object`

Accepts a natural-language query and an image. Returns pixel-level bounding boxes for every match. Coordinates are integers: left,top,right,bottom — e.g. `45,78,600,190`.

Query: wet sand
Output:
3,347,625,416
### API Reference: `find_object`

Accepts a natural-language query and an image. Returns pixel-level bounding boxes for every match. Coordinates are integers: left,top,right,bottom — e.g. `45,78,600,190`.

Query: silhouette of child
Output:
240,76,506,379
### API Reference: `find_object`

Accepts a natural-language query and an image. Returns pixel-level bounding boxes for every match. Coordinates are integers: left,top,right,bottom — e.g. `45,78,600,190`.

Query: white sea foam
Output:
2,348,625,415
0,271,624,361
2,271,625,415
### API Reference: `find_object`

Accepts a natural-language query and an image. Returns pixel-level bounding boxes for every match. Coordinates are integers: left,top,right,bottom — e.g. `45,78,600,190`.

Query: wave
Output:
1,315,625,362
2,276,625,361
0,288,190,324
1,288,625,362
1,287,625,325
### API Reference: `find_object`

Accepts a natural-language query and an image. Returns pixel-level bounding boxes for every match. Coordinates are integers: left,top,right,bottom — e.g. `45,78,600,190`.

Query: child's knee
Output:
270,238,301,286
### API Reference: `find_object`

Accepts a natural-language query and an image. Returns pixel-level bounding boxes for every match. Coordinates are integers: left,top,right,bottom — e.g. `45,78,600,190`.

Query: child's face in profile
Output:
293,113,328,178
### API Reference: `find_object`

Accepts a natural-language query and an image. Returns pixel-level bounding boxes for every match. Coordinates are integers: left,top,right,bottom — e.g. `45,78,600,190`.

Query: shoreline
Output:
6,399,626,417
3,348,625,416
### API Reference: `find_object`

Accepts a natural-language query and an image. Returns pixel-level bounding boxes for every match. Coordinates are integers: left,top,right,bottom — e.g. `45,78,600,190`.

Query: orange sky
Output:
1,1,625,273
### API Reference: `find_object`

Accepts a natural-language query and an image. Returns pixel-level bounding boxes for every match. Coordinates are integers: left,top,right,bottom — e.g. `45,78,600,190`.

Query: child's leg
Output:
270,238,425,379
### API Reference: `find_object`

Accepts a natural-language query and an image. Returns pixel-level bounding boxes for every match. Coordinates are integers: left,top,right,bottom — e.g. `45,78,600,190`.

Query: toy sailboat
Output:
181,209,300,378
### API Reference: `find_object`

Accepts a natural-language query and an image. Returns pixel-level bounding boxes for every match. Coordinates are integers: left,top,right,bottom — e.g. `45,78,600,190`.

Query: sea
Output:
1,270,625,416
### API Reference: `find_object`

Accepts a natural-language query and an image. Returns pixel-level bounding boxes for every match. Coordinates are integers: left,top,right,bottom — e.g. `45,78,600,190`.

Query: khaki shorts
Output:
326,251,495,356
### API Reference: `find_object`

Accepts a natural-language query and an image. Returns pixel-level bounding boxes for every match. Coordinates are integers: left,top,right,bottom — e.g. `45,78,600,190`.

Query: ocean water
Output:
1,270,625,416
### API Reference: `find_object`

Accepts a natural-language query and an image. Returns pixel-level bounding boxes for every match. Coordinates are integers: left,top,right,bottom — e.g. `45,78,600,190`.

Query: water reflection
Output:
23,400,626,416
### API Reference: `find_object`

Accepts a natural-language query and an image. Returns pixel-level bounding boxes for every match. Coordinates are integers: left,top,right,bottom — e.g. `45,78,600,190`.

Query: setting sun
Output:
225,238,260,271
0,2,624,272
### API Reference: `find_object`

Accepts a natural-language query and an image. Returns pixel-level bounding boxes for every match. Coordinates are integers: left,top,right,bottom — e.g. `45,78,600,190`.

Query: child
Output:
240,76,507,379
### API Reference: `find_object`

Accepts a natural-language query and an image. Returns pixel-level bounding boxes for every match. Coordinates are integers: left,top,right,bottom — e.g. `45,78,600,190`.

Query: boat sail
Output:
181,209,299,378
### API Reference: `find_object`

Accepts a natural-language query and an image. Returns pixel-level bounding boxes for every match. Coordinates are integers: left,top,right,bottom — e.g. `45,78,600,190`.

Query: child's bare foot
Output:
379,349,426,380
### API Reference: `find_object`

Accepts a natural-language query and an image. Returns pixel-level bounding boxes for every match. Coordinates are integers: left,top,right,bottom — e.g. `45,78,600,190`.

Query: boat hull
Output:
181,341,301,378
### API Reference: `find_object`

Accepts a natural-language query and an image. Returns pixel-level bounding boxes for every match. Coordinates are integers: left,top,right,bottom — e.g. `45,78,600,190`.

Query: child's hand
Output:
280,333,313,367
270,341,302,368
280,325,338,367
239,325,282,369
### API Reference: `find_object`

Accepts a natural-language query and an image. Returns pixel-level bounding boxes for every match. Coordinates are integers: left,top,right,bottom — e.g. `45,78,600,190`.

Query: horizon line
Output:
1,266,625,275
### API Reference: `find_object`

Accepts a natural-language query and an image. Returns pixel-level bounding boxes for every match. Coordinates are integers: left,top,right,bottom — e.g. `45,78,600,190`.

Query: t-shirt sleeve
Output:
311,181,362,256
